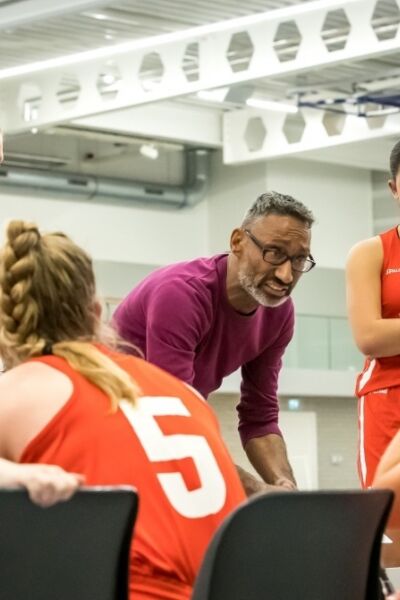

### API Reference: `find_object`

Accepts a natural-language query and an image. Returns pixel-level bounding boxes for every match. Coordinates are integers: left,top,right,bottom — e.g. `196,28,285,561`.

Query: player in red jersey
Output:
0,219,245,600
347,139,400,488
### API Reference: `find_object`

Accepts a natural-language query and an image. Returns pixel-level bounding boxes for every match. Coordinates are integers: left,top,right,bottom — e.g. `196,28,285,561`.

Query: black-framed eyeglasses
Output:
244,229,316,273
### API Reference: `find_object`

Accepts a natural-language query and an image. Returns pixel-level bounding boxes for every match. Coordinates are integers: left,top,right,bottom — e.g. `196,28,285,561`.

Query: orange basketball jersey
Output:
357,227,400,397
21,347,245,599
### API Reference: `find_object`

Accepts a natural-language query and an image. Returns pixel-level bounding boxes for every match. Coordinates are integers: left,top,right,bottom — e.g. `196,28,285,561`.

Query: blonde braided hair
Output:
0,220,139,409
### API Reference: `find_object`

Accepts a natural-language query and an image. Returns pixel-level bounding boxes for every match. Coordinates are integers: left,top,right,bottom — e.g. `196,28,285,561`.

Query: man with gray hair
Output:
115,191,315,494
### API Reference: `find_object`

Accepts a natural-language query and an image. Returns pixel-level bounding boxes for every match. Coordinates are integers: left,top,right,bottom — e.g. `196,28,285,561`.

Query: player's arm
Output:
0,364,84,507
346,237,400,358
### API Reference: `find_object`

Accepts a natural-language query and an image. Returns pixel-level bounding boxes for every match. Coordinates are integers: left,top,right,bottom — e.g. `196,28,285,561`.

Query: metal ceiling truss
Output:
2,0,400,138
223,105,400,164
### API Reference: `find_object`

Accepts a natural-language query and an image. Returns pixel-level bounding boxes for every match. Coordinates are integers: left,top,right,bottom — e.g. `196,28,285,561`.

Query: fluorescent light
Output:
246,98,298,114
0,0,362,81
139,144,159,160
101,73,116,85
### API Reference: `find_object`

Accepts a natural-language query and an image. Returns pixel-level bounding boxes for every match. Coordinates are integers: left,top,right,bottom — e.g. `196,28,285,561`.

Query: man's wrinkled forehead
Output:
252,213,312,248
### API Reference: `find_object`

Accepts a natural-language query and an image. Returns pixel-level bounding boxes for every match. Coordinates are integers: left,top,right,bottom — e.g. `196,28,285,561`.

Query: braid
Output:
0,220,140,409
0,221,46,367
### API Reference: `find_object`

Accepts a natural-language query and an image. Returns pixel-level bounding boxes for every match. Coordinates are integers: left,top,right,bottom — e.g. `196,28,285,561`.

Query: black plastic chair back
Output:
192,489,393,600
0,487,138,600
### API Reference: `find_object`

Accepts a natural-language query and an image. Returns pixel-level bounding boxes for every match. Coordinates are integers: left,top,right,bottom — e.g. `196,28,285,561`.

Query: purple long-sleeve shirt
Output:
114,254,294,446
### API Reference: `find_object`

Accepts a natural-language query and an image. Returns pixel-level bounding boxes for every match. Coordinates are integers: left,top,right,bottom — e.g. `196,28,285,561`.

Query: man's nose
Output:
274,259,294,284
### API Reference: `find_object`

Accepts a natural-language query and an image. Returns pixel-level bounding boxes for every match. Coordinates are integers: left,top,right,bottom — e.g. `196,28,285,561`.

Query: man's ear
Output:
230,228,245,256
389,179,398,199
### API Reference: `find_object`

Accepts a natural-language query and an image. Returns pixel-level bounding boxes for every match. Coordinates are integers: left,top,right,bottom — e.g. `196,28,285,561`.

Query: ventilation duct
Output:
0,148,210,209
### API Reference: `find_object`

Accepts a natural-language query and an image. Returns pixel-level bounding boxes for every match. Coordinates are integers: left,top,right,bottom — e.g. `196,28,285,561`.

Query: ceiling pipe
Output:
0,148,210,209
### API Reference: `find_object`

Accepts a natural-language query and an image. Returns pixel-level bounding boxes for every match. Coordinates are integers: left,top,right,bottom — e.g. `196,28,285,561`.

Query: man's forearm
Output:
244,434,296,488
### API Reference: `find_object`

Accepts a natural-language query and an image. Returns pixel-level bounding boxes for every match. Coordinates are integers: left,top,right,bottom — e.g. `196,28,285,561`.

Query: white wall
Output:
267,158,374,269
207,153,267,254
0,191,209,265
0,151,374,268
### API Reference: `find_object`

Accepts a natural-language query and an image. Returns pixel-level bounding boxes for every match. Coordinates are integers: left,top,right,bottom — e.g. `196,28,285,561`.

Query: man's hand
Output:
236,465,295,496
245,434,297,488
274,476,297,490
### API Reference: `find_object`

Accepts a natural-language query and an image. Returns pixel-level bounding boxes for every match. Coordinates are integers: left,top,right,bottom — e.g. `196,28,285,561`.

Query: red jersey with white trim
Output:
357,227,400,396
20,347,245,599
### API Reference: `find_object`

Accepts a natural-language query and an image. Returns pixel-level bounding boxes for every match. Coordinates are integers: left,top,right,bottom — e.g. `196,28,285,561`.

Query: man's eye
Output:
265,248,285,259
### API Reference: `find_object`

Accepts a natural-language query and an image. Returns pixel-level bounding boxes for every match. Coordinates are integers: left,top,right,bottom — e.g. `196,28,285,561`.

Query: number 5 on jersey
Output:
120,396,227,519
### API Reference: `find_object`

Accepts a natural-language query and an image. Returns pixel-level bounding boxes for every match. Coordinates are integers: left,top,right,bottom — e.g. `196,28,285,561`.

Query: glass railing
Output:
283,314,363,372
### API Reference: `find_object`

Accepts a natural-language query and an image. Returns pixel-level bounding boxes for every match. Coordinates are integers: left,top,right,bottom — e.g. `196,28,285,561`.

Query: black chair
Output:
192,489,393,600
0,486,138,600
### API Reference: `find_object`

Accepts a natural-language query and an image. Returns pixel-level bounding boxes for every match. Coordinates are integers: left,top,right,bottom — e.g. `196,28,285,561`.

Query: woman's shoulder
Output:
347,235,383,264
0,361,72,409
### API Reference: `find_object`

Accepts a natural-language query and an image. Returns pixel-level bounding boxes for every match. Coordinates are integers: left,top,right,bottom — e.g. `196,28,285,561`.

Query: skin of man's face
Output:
235,214,311,308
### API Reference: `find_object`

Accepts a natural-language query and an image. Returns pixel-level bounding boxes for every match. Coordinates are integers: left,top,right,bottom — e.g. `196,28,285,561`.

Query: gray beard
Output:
238,272,289,308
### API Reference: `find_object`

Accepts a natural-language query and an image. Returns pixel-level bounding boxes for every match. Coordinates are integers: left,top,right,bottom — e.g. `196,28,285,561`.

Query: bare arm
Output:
0,364,84,507
346,236,400,357
244,434,296,489
375,431,400,481
0,458,84,507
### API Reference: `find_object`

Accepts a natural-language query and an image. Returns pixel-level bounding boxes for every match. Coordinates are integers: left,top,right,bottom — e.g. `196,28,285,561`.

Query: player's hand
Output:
17,464,85,507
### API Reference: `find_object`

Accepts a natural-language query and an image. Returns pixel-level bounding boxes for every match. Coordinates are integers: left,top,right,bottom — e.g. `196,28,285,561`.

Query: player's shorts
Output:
358,386,400,488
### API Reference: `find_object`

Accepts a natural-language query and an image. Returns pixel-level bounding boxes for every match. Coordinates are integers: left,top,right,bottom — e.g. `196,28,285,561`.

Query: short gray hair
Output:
243,191,314,228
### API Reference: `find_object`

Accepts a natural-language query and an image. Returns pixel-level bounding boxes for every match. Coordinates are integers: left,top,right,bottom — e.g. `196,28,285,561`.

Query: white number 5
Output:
120,396,227,519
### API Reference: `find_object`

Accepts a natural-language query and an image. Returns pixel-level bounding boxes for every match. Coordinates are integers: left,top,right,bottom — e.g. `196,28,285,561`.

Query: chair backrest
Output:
192,489,393,600
0,486,138,600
